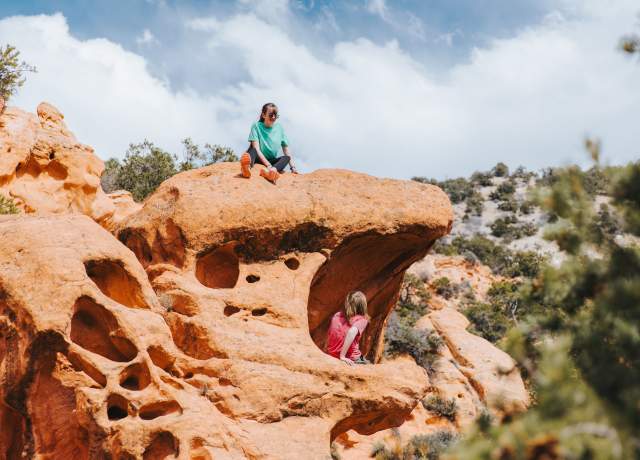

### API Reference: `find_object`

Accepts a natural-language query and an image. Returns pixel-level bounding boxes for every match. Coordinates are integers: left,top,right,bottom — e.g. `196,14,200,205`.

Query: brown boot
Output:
260,168,279,184
240,153,251,178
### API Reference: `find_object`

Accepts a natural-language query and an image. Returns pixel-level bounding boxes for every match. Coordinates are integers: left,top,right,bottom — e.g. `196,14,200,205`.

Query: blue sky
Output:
0,0,638,179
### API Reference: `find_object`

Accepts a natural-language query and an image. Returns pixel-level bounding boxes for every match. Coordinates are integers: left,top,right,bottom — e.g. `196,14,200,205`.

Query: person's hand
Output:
290,166,299,174
340,356,354,366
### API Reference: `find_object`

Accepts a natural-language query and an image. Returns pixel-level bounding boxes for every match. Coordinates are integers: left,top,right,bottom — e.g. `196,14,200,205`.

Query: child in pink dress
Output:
326,291,370,365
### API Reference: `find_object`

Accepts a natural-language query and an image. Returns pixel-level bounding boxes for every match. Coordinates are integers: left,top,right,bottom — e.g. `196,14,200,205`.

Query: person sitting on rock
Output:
240,102,298,184
326,291,370,365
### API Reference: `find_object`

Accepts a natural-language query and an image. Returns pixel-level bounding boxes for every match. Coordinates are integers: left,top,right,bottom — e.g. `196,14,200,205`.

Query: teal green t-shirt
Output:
248,121,289,161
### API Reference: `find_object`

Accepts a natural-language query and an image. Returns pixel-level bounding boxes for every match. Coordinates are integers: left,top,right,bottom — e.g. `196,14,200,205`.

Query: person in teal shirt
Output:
240,102,298,184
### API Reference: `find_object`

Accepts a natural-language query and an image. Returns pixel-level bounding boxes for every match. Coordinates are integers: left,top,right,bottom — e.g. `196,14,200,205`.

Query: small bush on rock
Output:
384,312,443,372
422,395,458,421
0,195,19,215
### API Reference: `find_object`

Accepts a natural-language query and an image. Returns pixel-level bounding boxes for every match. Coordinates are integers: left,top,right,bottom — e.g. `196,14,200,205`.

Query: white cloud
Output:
135,29,158,46
366,0,388,21
1,2,639,180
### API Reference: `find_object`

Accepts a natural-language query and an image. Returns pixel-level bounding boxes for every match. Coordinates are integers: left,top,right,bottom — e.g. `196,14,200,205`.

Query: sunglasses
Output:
266,111,279,119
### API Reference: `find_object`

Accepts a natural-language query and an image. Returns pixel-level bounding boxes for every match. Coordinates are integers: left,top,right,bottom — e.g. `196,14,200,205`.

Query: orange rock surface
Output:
0,111,457,458
0,103,115,224
0,103,529,459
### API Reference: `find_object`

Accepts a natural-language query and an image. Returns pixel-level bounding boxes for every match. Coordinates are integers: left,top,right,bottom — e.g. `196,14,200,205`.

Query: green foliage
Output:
497,198,518,212
422,395,458,422
519,199,535,215
396,273,430,327
372,430,457,460
104,140,177,201
490,216,537,241
0,194,20,214
384,311,443,372
463,281,522,343
492,162,510,177
436,235,545,278
470,171,493,186
0,44,36,102
101,138,238,201
489,179,516,201
464,190,484,217
450,158,640,459
432,277,459,300
179,138,238,171
413,177,475,204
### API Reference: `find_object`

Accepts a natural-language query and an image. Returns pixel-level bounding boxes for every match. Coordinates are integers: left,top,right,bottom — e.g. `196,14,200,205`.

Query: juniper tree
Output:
0,44,36,104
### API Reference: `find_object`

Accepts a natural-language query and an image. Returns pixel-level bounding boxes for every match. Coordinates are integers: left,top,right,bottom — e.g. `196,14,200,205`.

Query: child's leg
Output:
272,155,290,173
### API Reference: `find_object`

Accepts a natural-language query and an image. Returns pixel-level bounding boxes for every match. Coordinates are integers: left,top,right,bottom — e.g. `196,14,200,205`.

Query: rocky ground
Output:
0,103,529,460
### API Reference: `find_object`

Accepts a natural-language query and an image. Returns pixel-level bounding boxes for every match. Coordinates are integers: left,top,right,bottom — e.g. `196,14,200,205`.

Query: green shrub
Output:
490,216,537,241
490,216,518,237
492,162,510,177
412,177,475,204
470,171,493,186
396,274,429,327
519,199,535,215
0,44,36,102
384,312,443,372
101,138,237,201
497,198,518,212
431,277,459,299
0,195,19,215
371,431,457,460
489,180,516,201
435,235,545,278
464,190,484,217
422,395,457,421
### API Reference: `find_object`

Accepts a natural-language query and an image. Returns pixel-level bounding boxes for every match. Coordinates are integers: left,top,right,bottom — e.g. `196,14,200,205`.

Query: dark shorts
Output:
247,144,290,173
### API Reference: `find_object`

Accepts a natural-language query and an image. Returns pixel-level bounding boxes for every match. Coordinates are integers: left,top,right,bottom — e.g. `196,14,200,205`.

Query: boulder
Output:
0,103,114,223
0,159,453,458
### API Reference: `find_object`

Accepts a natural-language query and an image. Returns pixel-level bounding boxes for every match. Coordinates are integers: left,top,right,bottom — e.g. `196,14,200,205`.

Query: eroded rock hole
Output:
107,394,129,420
70,297,138,362
147,345,176,373
251,308,267,317
119,362,151,391
166,317,219,360
84,259,147,309
224,305,241,317
246,274,260,283
285,257,300,270
68,350,107,387
307,233,432,362
195,243,239,289
143,431,179,460
139,400,182,420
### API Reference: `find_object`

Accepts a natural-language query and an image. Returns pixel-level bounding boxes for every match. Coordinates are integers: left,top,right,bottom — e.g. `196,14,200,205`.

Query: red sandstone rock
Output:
0,102,114,223
0,160,453,458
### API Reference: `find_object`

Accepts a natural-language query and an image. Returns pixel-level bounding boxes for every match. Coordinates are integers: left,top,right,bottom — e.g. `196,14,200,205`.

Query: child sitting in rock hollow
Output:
326,291,370,365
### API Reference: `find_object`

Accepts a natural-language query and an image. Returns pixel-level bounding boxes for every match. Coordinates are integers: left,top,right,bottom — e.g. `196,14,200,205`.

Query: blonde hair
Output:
344,291,369,321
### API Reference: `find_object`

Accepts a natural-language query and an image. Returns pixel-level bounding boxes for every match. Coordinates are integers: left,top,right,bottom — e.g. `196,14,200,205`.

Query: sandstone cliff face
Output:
0,103,115,223
0,104,529,460
0,105,456,459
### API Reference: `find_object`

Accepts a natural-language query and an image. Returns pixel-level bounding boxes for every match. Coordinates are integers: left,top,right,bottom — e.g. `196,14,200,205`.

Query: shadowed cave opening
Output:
307,232,433,362
70,296,138,362
143,432,179,460
84,259,147,309
107,394,129,420
119,362,151,391
195,243,240,289
139,400,182,420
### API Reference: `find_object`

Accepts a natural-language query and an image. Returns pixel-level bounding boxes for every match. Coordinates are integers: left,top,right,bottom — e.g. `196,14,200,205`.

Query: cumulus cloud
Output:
1,1,639,180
